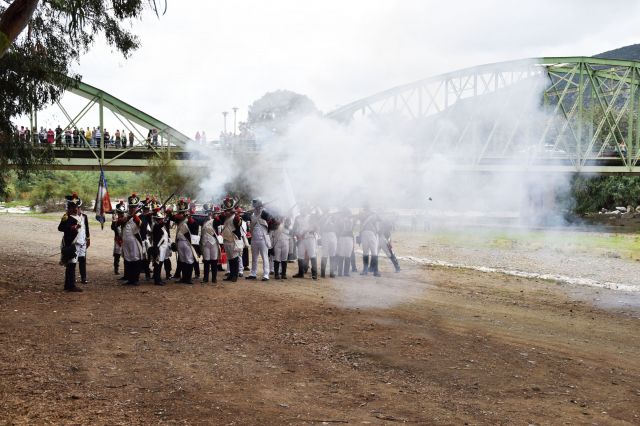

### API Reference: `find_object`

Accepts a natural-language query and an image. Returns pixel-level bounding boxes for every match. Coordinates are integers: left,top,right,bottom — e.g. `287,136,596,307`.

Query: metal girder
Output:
326,56,640,174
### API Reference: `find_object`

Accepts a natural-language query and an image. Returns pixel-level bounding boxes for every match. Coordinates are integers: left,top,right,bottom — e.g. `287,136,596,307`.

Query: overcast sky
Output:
48,0,640,138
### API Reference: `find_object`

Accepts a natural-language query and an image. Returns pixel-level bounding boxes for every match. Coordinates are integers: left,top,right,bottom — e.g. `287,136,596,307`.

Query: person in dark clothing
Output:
111,201,126,275
58,193,88,292
187,203,202,280
150,209,170,285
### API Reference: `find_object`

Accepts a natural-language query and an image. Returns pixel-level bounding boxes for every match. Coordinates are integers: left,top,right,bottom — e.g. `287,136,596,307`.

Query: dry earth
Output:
0,214,639,425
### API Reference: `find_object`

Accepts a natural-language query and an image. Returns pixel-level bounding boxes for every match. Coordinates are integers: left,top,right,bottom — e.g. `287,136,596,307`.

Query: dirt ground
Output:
1,214,639,425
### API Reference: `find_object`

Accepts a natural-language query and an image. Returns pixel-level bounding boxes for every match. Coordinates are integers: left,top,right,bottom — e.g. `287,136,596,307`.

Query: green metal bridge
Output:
33,56,640,174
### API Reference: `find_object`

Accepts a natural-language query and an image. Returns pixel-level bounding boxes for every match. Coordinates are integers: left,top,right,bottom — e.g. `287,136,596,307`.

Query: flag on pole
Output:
94,168,112,230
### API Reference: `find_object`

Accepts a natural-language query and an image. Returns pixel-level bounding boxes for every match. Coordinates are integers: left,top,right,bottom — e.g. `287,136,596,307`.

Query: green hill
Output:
593,43,640,61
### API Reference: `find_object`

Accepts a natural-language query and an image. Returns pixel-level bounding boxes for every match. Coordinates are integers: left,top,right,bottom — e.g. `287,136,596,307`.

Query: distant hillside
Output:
593,44,640,61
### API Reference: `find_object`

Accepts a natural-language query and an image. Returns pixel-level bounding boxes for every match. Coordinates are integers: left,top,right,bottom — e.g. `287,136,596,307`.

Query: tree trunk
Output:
0,0,39,58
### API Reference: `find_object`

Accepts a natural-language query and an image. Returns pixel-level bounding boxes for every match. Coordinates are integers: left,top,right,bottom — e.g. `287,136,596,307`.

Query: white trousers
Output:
297,236,317,259
338,236,354,257
361,230,379,256
273,238,290,262
202,241,220,261
321,232,337,257
251,239,270,278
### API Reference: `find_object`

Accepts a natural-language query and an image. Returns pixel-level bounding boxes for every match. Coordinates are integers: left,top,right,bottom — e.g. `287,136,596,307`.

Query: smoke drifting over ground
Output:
187,64,571,226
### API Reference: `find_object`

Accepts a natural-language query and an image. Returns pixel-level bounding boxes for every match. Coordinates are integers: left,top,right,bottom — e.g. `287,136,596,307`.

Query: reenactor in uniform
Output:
117,193,144,285
220,196,243,282
111,200,126,275
359,206,381,277
58,192,89,292
150,209,170,285
173,199,196,284
319,210,338,278
139,196,154,281
336,208,355,277
246,199,273,281
271,216,291,280
200,203,222,284
75,204,91,284
187,202,202,280
292,207,319,280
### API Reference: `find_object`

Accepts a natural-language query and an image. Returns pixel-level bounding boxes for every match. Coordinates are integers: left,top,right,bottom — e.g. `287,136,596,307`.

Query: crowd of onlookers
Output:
15,125,166,148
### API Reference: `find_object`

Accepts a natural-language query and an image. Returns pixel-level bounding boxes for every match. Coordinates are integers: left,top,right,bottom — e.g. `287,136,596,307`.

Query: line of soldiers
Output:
59,191,401,291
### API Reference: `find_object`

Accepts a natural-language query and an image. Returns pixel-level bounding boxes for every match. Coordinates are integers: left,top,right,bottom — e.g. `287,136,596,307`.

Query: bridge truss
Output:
31,80,192,171
327,57,640,174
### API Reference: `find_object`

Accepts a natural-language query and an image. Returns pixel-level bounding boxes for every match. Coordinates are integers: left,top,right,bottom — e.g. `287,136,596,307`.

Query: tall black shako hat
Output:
65,192,82,209
221,196,238,212
127,193,140,208
176,197,190,213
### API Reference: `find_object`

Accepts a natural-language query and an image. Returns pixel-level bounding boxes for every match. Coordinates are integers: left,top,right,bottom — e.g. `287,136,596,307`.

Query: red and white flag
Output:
94,168,112,229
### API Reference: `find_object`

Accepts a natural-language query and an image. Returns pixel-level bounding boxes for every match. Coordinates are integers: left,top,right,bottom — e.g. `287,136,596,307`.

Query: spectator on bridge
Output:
152,129,158,146
39,127,46,145
95,127,102,147
46,128,55,144
104,129,110,147
195,131,201,144
72,127,80,147
64,128,72,146
115,129,121,148
25,128,31,144
620,141,627,157
89,127,95,147
55,125,63,146
18,126,26,142
128,131,134,147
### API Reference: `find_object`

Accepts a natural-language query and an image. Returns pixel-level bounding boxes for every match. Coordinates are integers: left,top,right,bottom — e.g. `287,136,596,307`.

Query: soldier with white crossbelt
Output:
359,206,381,277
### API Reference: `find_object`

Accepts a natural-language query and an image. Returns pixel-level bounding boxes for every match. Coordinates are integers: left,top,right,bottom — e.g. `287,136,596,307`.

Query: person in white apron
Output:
118,193,144,285
319,211,338,279
271,216,291,280
358,206,381,277
292,208,319,280
174,199,196,284
221,197,243,282
336,209,355,277
247,199,273,281
200,203,223,284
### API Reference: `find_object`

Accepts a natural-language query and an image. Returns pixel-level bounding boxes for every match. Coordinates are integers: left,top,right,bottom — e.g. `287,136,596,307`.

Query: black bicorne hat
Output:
128,193,140,206
65,192,82,208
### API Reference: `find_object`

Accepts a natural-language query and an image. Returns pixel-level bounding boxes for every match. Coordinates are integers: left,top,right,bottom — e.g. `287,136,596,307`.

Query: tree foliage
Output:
0,0,163,197
247,90,320,137
570,175,640,214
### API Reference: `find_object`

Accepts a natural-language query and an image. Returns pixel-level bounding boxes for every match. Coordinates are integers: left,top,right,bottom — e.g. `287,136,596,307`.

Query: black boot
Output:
343,257,351,277
211,259,218,283
320,257,327,278
181,262,194,284
337,256,344,276
153,262,165,285
273,261,280,280
280,261,287,279
78,256,88,283
114,254,120,275
64,262,82,291
230,257,239,282
292,259,305,278
310,257,318,280
360,255,369,276
193,260,200,279
121,260,130,283
372,256,381,277
203,260,210,283
329,256,337,278
303,257,309,274
144,261,151,281
129,260,142,285
164,259,173,279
